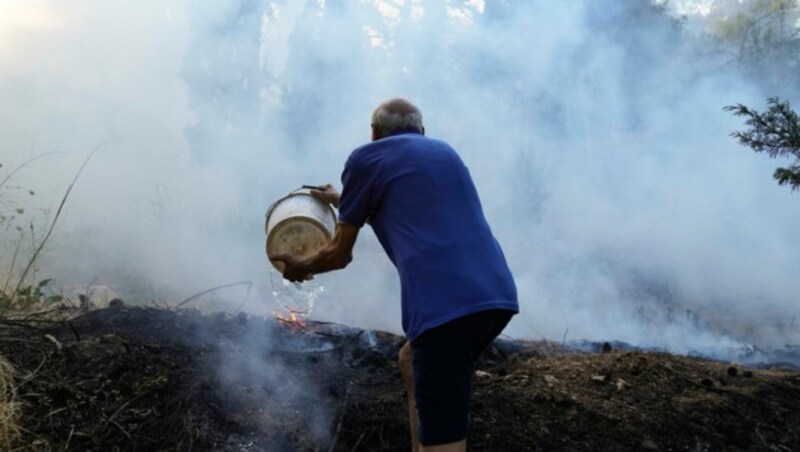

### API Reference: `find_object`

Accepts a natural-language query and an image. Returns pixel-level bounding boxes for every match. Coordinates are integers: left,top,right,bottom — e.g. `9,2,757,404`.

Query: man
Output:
271,98,518,451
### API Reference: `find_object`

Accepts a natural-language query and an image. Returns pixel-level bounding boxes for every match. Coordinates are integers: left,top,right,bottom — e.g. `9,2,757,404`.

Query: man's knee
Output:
398,341,413,380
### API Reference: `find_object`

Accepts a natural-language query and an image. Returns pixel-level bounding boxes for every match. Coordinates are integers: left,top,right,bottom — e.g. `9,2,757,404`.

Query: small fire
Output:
271,310,307,330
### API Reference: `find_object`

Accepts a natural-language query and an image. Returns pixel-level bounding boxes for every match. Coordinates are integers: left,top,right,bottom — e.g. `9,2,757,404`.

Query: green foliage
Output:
0,159,56,312
0,279,62,312
725,97,800,190
1,152,93,312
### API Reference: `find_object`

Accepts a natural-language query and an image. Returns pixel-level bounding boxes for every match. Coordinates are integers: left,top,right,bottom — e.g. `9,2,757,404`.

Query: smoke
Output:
212,321,335,448
2,0,799,359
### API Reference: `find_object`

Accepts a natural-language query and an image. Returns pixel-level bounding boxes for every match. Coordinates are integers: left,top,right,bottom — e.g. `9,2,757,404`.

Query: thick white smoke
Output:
2,0,799,358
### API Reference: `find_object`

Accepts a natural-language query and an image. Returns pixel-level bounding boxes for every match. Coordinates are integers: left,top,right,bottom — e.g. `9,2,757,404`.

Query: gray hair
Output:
371,98,424,136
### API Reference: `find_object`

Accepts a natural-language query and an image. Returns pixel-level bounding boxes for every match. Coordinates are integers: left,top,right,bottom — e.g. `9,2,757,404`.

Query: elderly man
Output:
271,98,518,451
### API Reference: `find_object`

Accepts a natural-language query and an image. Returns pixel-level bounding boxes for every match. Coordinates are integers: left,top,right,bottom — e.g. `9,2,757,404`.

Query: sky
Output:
1,0,799,361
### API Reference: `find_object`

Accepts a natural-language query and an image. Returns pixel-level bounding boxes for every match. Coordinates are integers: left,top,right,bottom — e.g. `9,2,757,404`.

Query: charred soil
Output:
1,306,798,451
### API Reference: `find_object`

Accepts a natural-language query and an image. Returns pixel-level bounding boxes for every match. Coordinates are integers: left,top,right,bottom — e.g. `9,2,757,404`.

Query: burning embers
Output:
269,269,324,332
271,309,308,331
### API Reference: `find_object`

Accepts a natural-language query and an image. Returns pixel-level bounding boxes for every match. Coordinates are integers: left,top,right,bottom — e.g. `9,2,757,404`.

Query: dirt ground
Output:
0,305,798,451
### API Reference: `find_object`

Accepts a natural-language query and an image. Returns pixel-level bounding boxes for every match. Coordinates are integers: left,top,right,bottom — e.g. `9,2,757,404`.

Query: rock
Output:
701,378,714,387
544,375,558,385
109,298,125,308
475,370,492,379
641,437,659,450
236,312,248,325
501,373,528,385
65,285,119,309
533,392,549,403
615,378,631,391
591,375,607,383
743,370,754,378
66,334,129,358
727,366,738,377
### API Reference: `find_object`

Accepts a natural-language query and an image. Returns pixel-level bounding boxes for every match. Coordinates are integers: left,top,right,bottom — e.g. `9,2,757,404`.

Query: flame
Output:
271,310,307,330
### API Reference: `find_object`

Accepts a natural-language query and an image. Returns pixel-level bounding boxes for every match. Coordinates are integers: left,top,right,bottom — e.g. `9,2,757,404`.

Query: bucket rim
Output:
265,190,337,226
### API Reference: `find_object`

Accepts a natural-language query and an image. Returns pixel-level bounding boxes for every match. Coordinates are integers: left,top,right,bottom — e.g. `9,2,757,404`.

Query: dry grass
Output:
0,354,20,449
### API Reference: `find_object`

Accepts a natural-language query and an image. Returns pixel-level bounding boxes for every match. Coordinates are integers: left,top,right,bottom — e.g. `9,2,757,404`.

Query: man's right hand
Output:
270,253,314,282
310,183,340,208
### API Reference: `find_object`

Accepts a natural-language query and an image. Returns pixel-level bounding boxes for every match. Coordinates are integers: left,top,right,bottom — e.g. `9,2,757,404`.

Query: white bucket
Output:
265,191,337,272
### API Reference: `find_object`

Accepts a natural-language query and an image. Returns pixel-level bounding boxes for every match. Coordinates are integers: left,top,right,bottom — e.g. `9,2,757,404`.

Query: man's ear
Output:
371,124,381,141
421,126,425,136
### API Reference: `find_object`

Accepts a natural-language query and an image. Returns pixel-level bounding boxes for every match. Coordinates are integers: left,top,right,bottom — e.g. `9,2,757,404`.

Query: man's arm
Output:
270,222,359,282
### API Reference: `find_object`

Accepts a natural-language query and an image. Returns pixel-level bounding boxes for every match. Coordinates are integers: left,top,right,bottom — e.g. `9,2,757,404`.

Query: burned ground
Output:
0,305,798,451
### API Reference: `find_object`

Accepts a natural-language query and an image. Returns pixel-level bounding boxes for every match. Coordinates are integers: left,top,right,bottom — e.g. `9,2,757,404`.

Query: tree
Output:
725,97,800,190
710,0,799,62
690,0,800,94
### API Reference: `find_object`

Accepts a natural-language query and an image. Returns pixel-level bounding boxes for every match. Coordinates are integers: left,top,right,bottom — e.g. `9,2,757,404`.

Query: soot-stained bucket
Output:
265,190,337,272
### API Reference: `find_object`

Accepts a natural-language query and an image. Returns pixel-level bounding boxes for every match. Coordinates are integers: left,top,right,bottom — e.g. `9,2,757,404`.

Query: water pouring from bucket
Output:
269,269,324,323
265,187,337,317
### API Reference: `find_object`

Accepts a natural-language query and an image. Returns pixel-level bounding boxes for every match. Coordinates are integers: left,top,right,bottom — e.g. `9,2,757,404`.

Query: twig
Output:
16,352,47,389
661,364,727,394
106,394,144,422
107,393,145,424
45,407,68,418
2,240,21,294
21,305,69,321
150,298,172,310
0,152,61,192
67,321,80,342
175,280,252,310
43,334,62,351
754,423,767,443
327,381,353,452
12,149,97,300
351,431,366,452
110,419,132,440
0,337,39,345
11,425,50,452
0,319,46,330
378,424,387,448
63,425,74,452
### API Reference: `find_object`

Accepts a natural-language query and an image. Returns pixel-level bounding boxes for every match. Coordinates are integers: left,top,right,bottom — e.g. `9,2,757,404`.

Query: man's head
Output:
371,98,425,141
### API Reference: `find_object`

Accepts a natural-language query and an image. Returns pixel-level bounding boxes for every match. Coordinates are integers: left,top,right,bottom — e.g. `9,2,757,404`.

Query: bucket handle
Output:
266,186,315,220
299,184,327,191
264,186,338,232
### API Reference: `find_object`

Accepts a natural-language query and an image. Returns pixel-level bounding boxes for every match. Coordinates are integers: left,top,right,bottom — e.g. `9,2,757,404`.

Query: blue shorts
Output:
410,309,514,446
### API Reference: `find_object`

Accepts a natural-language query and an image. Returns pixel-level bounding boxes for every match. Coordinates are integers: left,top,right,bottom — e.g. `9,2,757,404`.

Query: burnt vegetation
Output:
0,306,798,451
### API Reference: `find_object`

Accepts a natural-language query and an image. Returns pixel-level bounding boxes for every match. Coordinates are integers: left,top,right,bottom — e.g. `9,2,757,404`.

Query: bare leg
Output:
420,440,467,452
398,341,420,452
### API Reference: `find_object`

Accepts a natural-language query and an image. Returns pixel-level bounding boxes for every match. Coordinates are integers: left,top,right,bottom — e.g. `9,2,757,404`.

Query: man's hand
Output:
309,184,341,208
267,223,359,282
270,253,313,282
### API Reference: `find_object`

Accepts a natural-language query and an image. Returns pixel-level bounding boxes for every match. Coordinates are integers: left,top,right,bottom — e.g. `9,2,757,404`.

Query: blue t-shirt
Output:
338,130,518,341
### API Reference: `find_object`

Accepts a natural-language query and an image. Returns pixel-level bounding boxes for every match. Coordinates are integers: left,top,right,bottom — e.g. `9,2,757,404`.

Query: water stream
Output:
268,268,325,318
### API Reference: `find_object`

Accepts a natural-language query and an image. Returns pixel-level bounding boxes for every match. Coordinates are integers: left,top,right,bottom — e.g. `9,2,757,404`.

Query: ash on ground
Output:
1,306,799,451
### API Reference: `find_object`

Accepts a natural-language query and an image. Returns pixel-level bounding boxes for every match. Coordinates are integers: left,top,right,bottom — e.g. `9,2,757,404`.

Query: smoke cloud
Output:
2,0,799,359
